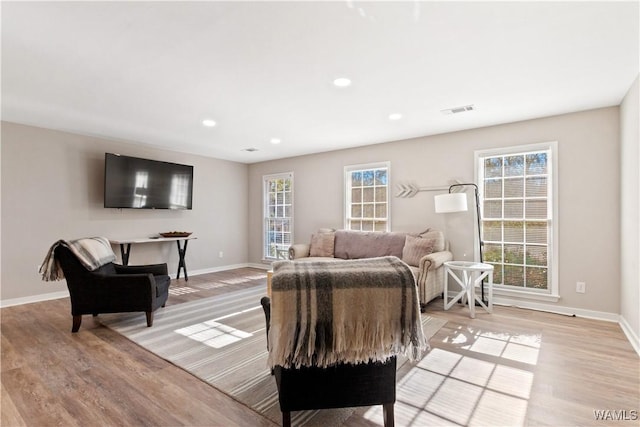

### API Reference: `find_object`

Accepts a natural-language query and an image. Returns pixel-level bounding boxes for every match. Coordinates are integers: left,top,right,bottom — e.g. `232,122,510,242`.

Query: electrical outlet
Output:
576,281,586,293
218,251,224,258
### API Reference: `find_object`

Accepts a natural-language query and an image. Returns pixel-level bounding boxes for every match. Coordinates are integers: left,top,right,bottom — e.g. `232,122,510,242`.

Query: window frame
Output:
475,142,559,300
262,172,294,261
344,161,391,232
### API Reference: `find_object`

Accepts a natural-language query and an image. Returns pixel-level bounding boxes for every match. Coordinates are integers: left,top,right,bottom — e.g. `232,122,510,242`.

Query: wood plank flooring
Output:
2,268,638,426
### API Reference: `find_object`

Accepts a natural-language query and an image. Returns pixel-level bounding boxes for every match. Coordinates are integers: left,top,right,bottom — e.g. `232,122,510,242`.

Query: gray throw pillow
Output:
309,232,335,257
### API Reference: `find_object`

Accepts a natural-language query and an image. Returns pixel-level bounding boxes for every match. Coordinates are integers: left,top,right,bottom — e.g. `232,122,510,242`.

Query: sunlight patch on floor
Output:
364,326,539,426
169,286,201,295
192,282,231,290
219,273,266,285
175,320,252,349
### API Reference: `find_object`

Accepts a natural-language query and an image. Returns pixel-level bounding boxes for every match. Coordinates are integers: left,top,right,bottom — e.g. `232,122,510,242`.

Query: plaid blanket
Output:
39,237,116,281
267,256,427,369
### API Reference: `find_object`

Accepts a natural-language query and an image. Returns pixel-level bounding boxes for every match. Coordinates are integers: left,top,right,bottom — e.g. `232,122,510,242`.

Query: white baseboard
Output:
618,315,640,356
493,296,621,322
0,290,70,308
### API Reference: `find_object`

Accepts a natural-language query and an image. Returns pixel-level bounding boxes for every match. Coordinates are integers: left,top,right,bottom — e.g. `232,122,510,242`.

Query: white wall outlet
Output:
218,251,224,258
576,281,586,293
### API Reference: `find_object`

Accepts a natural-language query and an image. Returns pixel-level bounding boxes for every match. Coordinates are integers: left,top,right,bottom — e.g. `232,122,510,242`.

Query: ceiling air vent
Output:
441,104,475,115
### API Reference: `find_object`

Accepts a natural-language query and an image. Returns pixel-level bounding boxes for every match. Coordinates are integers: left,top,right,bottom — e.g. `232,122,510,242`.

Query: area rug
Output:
99,284,447,426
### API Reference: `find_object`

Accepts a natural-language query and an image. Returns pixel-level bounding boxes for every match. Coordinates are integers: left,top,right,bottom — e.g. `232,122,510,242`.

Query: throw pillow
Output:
402,235,435,267
309,232,335,257
419,229,445,252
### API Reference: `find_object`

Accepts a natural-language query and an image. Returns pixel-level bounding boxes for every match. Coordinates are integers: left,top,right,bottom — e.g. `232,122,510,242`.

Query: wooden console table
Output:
109,236,197,281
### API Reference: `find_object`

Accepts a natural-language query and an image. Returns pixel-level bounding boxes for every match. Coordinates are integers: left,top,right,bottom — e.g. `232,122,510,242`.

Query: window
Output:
263,173,293,260
476,142,558,296
345,162,390,231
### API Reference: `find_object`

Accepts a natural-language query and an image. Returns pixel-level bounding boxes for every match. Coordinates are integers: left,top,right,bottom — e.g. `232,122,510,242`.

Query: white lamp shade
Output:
434,193,468,213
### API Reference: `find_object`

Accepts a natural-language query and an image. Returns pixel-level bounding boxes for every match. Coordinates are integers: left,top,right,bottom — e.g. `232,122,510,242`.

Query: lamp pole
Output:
447,183,486,303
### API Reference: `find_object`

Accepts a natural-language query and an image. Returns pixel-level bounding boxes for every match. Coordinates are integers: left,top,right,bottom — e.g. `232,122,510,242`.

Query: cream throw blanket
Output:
267,256,427,369
39,237,116,281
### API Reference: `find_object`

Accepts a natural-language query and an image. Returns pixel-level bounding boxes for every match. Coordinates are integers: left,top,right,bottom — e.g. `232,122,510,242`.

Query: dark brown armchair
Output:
55,245,170,332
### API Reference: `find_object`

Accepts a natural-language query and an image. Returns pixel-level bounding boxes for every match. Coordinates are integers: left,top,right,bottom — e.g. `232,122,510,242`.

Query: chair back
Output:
54,246,116,288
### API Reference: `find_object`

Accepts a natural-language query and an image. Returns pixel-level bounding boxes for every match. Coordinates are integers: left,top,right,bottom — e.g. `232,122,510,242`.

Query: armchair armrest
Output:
418,250,453,272
92,273,158,305
288,244,310,260
114,263,168,276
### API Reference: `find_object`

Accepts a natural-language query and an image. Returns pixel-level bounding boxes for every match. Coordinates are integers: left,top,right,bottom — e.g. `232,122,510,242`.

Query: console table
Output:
109,236,196,281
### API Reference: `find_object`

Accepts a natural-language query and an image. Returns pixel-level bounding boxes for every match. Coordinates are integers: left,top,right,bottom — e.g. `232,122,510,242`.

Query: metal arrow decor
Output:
395,182,451,198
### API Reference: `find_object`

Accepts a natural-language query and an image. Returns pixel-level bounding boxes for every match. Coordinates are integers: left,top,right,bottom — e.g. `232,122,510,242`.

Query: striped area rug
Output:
100,284,446,426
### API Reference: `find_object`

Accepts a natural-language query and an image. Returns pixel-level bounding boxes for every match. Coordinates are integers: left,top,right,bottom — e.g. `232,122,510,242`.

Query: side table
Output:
444,261,494,318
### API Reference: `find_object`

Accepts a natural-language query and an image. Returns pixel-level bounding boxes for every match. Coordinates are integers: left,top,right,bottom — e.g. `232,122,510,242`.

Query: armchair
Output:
54,245,170,332
263,257,426,427
261,296,396,427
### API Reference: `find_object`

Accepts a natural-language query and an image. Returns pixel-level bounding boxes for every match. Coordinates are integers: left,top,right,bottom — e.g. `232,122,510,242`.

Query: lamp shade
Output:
434,193,468,213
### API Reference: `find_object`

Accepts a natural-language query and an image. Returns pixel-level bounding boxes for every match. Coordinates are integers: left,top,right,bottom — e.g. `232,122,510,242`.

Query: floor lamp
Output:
434,183,487,304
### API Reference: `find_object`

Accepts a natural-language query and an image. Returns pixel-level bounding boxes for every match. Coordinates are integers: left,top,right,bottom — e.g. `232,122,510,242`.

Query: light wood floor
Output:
2,268,638,426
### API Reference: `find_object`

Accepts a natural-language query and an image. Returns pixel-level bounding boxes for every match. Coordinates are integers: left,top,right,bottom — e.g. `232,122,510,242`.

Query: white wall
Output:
1,122,249,303
620,74,640,352
248,107,621,317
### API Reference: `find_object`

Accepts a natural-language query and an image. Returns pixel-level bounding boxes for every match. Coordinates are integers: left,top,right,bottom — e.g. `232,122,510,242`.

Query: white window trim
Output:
474,141,559,300
262,172,294,262
344,161,391,231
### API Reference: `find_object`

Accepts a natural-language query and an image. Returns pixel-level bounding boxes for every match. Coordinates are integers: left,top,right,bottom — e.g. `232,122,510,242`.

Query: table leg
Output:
472,270,493,313
488,271,493,313
444,268,468,311
444,266,449,305
120,244,131,266
467,272,475,318
176,239,189,281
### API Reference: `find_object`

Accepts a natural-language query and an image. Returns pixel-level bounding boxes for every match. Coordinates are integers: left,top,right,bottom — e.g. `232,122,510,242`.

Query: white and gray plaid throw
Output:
39,237,116,281
267,256,427,369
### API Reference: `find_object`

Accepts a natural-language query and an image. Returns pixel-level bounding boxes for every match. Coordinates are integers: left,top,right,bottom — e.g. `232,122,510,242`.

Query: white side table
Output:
444,261,494,318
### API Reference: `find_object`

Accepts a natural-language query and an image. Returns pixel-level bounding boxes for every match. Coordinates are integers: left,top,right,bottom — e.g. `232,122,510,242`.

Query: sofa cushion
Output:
309,232,335,257
333,230,407,260
402,235,435,267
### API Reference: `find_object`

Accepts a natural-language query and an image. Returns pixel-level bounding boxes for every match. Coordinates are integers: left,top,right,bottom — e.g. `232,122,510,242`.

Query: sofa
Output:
288,228,453,309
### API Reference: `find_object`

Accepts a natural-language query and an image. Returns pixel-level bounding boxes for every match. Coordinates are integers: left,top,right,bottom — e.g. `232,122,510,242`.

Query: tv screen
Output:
104,153,193,209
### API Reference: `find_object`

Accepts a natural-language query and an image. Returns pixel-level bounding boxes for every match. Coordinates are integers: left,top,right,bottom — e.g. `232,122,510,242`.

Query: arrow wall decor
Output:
394,182,451,198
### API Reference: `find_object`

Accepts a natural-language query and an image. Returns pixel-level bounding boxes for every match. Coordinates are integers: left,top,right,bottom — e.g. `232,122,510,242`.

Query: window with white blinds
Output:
344,162,390,232
263,172,293,260
476,142,557,295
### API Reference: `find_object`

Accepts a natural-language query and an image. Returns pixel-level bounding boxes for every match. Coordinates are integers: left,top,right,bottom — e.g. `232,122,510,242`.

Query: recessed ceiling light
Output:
270,138,281,144
388,113,403,120
333,77,352,87
202,119,217,127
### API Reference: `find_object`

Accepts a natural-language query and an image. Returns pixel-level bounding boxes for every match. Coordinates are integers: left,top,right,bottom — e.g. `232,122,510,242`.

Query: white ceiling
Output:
2,1,639,164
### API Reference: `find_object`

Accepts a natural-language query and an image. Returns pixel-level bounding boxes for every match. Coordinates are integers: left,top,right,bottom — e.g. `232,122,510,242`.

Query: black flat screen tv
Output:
104,153,193,209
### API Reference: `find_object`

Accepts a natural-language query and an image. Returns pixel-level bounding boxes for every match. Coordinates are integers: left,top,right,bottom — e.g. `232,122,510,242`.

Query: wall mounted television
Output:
104,153,193,209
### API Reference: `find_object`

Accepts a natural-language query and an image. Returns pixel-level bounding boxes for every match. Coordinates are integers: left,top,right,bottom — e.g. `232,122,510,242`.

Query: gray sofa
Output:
288,229,453,309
